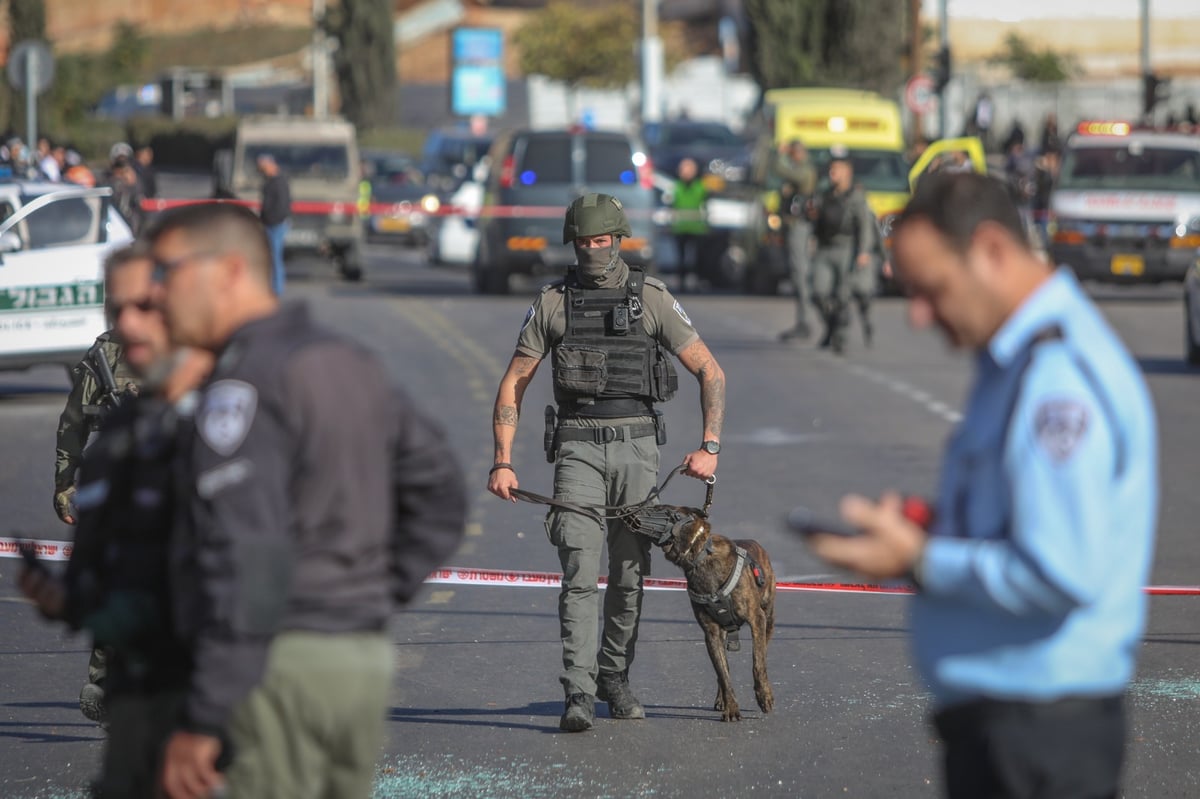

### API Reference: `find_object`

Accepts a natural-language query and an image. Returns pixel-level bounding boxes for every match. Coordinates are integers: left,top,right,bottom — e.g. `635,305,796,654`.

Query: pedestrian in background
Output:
109,156,146,235
772,139,818,341
147,203,466,799
807,171,1158,799
21,244,211,798
670,157,708,294
256,154,291,296
135,145,158,199
808,147,875,354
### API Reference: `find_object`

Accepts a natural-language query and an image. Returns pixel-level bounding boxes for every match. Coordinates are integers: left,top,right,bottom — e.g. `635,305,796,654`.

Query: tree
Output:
515,0,637,120
743,0,906,95
324,0,397,130
990,33,1079,83
2,0,48,135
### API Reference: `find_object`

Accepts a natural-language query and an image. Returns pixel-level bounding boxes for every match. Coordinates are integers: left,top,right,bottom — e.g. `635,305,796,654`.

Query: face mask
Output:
574,240,620,284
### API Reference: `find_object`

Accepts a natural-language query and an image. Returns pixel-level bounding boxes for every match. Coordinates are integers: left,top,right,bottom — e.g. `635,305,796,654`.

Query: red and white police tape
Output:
4,537,1199,597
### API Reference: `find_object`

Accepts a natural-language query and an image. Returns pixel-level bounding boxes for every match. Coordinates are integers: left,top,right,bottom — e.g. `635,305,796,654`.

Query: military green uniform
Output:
769,150,818,334
52,330,139,723
810,183,876,352
55,331,139,500
517,260,698,702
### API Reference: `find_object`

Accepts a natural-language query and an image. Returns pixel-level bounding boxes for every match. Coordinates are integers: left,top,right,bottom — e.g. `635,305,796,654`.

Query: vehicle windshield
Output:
811,149,910,193
1058,144,1200,192
242,143,350,180
656,123,742,148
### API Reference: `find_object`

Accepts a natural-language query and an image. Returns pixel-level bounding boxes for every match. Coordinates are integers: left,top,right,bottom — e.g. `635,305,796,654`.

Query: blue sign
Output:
453,28,503,63
451,28,506,117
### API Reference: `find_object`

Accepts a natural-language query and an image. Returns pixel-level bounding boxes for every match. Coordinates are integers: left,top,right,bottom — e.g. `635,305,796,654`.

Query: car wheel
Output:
472,235,510,295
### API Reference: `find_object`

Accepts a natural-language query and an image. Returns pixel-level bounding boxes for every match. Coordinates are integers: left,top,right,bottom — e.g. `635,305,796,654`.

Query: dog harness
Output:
687,546,768,647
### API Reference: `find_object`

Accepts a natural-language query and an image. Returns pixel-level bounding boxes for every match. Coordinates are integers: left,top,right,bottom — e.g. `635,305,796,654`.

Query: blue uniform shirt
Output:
913,268,1158,708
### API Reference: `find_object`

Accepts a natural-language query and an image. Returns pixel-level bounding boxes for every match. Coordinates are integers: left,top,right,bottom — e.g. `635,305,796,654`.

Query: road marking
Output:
425,590,455,605
723,428,833,446
465,522,483,537
831,356,962,423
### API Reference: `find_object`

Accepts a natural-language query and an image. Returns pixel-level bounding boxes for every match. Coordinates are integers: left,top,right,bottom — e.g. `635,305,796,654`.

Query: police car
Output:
0,180,134,372
1048,122,1200,283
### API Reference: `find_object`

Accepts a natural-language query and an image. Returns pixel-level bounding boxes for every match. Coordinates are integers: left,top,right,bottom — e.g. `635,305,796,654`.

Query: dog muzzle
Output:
626,506,694,546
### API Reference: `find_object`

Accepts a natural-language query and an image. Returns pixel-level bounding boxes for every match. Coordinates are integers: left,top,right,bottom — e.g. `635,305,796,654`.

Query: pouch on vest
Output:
815,192,848,244
651,346,678,402
553,345,608,396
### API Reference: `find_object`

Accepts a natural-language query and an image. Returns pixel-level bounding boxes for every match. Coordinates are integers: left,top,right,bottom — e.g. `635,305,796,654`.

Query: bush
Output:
358,126,428,156
51,119,127,163
125,116,238,169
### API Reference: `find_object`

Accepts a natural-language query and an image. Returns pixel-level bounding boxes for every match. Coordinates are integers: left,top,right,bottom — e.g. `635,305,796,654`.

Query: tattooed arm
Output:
488,351,542,500
676,339,725,480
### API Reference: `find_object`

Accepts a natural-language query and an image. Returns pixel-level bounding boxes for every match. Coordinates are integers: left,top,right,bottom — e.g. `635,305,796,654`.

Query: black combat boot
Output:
597,670,646,719
559,693,595,732
79,681,107,727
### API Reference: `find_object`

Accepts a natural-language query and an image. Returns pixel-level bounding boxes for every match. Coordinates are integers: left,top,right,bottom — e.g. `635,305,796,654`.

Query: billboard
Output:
451,27,505,117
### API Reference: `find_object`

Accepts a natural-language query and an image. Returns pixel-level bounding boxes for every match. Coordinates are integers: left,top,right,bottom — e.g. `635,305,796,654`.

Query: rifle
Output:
81,340,124,416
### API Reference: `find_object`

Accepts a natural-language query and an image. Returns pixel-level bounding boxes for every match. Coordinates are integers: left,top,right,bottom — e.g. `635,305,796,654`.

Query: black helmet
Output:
562,193,633,244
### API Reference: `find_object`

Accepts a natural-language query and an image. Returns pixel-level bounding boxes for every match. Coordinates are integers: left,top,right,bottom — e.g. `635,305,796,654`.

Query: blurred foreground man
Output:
148,203,466,799
807,172,1158,799
21,244,212,797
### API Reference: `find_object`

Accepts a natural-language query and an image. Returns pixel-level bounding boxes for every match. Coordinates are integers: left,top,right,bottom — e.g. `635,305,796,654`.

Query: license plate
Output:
1110,254,1144,276
286,229,320,247
377,217,411,233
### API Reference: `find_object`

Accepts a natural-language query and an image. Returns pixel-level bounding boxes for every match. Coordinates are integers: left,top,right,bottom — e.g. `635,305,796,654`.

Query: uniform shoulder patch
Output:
198,379,258,457
521,303,536,330
1034,398,1090,462
672,299,693,326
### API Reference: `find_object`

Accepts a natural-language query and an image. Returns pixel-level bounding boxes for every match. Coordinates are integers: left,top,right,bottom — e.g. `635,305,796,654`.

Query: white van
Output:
0,182,134,372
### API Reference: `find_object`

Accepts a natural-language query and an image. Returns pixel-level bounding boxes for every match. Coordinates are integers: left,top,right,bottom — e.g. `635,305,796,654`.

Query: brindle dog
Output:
654,506,775,722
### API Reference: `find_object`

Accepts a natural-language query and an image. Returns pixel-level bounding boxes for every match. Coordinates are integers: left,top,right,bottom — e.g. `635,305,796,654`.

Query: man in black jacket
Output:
147,203,467,799
256,154,291,296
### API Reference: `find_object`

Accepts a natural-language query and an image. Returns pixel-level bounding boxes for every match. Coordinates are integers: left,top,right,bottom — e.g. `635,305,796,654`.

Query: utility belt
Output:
543,405,666,462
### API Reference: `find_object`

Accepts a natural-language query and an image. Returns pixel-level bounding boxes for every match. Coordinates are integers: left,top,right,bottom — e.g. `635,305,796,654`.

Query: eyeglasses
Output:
106,296,157,325
151,250,219,283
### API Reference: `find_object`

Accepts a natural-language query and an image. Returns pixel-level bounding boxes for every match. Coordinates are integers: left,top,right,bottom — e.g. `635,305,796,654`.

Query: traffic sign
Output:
905,73,936,115
6,40,54,95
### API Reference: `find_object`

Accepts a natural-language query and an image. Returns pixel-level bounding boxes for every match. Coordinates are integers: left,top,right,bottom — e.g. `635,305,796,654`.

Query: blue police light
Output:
619,170,635,185
520,170,537,185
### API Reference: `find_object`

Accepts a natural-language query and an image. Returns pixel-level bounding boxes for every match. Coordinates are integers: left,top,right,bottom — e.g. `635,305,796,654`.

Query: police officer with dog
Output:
809,146,876,354
488,193,726,733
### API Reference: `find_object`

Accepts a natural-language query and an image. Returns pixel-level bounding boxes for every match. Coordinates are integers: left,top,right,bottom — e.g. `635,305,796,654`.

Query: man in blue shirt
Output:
808,172,1158,799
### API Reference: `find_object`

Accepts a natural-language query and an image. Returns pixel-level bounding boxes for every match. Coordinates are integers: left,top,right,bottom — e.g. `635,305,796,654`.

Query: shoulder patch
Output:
1034,398,1090,462
672,299,693,326
198,380,258,457
521,303,535,330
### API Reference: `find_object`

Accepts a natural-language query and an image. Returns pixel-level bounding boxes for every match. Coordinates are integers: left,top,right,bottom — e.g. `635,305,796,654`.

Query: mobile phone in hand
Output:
786,506,862,538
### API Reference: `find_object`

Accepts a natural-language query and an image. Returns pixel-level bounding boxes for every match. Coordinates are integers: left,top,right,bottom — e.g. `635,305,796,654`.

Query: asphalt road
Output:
1,243,1198,799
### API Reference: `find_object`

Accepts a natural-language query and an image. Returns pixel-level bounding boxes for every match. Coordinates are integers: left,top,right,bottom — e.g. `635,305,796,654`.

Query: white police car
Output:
0,181,134,372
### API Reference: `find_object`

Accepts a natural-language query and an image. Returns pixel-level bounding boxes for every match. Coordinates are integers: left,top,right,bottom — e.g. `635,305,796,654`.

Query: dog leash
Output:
509,464,716,521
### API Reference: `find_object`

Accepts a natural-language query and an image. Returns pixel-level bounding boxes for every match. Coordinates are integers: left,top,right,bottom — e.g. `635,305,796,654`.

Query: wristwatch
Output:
701,440,721,455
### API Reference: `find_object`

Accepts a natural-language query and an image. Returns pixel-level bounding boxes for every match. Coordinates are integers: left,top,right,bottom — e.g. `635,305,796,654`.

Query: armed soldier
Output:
488,193,726,732
21,244,213,797
809,146,876,354
53,297,141,727
771,140,818,341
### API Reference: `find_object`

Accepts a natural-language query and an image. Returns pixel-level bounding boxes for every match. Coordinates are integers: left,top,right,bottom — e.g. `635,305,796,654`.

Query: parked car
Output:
430,161,486,267
472,127,656,294
420,127,494,195
361,149,439,247
0,183,134,372
642,120,752,184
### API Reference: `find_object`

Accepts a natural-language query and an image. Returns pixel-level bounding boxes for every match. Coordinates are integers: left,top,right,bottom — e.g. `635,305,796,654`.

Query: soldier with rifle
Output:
52,305,142,727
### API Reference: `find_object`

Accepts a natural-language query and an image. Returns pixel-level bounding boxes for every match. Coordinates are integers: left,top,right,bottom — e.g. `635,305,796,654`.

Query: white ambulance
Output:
0,182,134,372
1048,122,1200,283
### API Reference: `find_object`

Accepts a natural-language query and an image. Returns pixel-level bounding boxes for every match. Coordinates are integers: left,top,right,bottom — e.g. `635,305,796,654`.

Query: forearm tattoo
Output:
494,404,519,426
698,361,725,438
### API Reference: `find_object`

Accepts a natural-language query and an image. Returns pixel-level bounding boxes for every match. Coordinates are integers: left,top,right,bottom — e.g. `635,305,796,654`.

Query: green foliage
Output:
104,21,151,86
9,0,46,43
990,33,1079,83
514,1,638,90
325,0,397,129
743,0,906,94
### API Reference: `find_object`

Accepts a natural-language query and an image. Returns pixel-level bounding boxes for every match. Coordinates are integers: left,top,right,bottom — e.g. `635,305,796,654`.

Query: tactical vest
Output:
814,187,857,247
551,266,678,418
